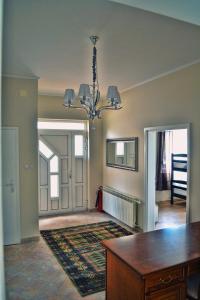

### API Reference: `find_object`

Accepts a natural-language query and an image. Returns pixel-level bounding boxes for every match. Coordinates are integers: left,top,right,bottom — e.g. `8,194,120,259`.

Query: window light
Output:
38,121,85,131
39,140,53,159
50,175,59,198
50,155,59,173
75,135,84,156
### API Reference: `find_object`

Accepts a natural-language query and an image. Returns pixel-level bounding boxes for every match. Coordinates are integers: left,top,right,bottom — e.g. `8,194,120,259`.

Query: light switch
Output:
24,163,34,170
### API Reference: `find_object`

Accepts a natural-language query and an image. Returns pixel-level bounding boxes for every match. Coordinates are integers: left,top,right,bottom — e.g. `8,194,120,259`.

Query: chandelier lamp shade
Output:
63,36,122,120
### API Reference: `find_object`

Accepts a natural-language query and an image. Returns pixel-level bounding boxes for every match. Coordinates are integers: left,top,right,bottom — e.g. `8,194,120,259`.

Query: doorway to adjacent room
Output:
144,124,190,232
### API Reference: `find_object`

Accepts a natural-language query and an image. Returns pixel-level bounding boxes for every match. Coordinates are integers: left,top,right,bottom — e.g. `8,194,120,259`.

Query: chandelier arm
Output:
63,104,90,114
94,90,100,107
97,105,123,112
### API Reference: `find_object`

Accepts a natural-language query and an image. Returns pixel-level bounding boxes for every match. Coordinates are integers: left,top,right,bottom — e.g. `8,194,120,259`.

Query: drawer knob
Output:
159,275,173,284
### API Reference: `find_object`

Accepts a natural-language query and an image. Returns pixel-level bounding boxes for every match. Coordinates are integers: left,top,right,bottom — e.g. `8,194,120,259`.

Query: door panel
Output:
75,159,83,183
61,158,69,184
72,133,87,211
39,155,49,212
2,128,20,245
38,131,87,215
61,187,70,209
75,186,83,207
40,156,48,186
51,199,59,210
40,188,48,211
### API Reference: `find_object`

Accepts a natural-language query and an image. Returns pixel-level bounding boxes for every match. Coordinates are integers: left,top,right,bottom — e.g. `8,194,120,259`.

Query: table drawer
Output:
145,266,185,293
145,282,186,300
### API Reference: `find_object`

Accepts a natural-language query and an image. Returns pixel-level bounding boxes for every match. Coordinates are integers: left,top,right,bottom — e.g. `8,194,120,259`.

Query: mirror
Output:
106,138,138,171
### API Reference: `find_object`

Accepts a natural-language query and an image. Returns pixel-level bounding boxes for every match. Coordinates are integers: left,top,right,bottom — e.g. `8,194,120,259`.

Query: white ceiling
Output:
110,0,200,26
3,0,200,96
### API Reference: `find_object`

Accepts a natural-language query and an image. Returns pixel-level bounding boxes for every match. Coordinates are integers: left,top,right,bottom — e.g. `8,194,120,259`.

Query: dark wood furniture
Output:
171,153,187,204
102,222,200,300
187,273,200,299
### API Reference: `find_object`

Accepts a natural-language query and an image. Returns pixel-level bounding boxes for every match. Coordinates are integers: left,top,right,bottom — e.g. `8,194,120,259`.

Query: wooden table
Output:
102,222,200,300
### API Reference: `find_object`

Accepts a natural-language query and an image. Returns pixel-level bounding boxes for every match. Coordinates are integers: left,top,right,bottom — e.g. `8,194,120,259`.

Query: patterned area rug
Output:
41,221,132,296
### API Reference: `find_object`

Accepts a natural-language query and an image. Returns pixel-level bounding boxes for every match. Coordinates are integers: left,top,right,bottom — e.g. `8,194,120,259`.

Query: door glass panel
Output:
50,155,59,173
50,175,59,198
39,140,53,159
40,156,48,186
75,135,84,157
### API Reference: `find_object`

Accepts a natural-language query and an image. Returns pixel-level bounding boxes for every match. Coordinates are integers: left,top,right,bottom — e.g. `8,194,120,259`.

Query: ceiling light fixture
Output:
63,36,122,120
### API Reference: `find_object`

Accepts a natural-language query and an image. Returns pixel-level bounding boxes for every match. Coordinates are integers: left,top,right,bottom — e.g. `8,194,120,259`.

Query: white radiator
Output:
102,187,141,228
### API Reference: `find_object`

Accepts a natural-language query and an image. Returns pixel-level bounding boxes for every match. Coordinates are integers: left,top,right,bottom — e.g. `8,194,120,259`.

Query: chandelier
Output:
63,36,122,120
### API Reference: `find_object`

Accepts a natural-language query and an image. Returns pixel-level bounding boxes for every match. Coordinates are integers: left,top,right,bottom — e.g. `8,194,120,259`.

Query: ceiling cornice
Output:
38,92,64,97
2,73,40,80
109,0,200,26
121,59,200,93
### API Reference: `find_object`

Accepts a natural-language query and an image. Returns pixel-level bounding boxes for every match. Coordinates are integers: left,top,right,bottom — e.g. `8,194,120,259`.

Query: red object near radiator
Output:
96,186,103,212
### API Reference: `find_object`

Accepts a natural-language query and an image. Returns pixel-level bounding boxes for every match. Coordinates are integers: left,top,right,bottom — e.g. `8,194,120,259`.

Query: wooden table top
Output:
102,222,200,276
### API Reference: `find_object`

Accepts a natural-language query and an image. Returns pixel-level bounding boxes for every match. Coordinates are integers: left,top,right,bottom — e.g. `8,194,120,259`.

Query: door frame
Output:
2,127,21,244
37,119,89,216
144,123,191,232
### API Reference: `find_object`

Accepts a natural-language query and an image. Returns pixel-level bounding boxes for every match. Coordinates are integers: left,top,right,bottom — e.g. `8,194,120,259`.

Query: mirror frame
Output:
106,137,138,171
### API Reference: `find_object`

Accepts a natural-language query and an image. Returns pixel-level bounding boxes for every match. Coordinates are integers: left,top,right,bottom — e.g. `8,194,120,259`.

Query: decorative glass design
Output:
50,155,59,173
50,175,59,198
39,140,53,159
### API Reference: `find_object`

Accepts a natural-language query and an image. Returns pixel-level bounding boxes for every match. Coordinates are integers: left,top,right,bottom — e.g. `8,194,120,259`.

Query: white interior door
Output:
2,128,20,245
38,130,87,216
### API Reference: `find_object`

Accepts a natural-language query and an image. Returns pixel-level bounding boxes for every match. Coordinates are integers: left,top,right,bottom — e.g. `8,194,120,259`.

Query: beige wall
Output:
2,77,39,239
38,95,103,208
103,63,200,228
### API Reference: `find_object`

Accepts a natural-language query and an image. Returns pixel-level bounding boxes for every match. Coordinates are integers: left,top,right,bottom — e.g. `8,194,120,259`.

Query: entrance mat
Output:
41,221,133,296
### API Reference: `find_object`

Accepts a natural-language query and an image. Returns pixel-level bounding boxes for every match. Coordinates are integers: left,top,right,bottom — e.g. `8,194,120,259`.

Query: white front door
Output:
2,128,20,245
38,131,87,216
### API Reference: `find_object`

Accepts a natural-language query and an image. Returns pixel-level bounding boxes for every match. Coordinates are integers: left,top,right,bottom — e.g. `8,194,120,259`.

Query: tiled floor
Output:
155,200,186,229
5,211,130,300
5,206,186,300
